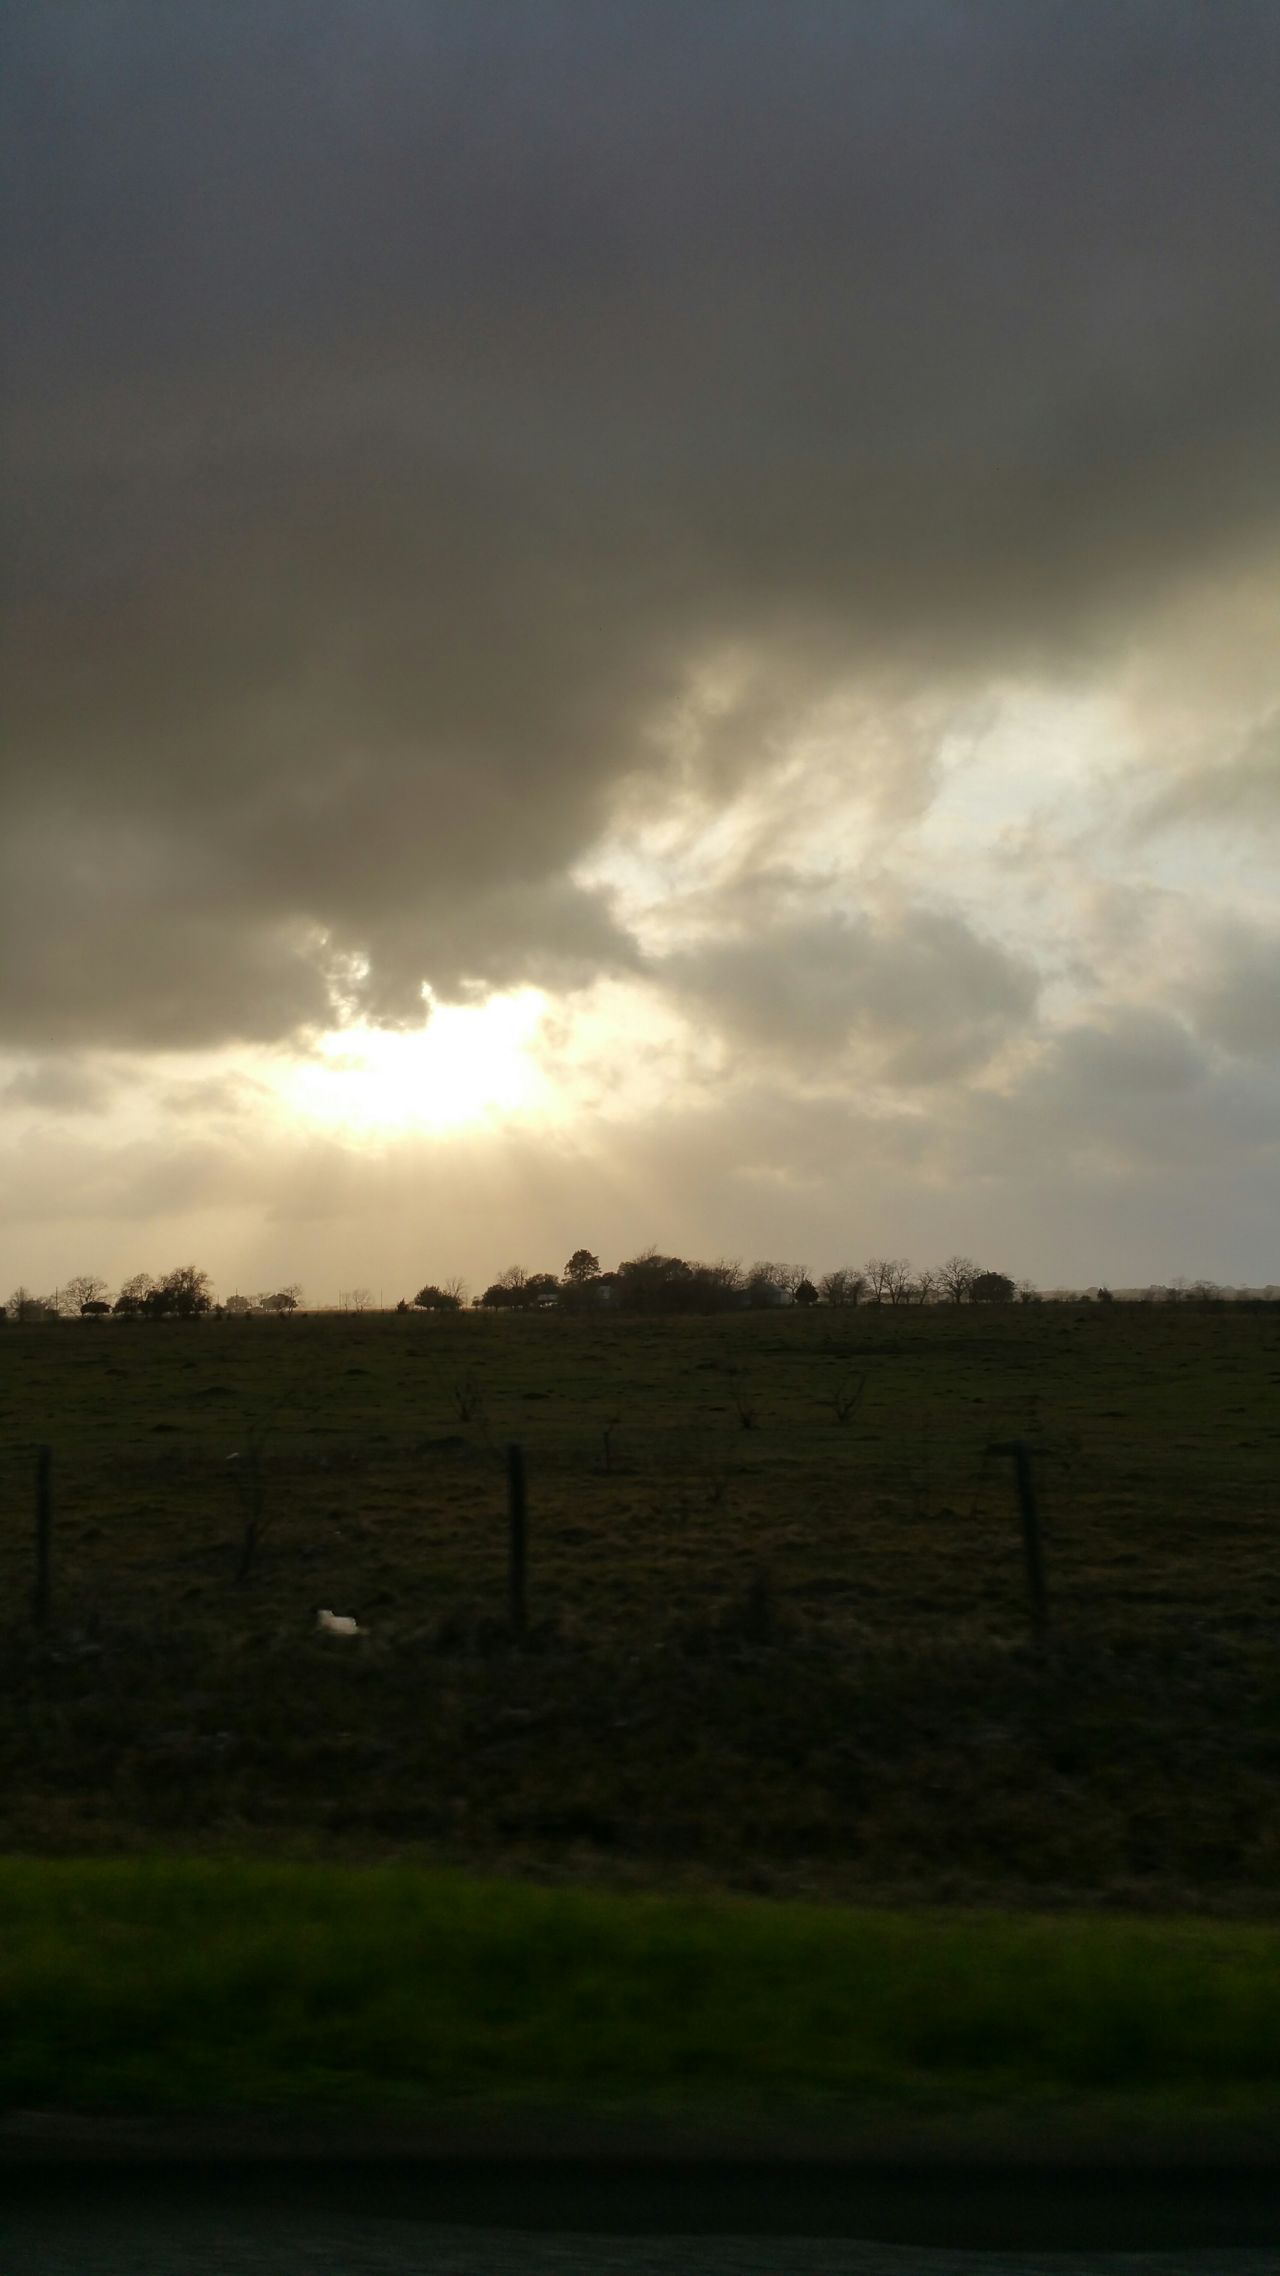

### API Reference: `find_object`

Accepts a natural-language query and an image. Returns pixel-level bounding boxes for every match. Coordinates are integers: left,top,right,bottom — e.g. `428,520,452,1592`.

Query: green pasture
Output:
4,1857,1279,2134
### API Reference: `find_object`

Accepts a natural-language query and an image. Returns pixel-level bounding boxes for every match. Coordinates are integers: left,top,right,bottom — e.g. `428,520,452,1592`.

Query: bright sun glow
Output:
279,990,552,1135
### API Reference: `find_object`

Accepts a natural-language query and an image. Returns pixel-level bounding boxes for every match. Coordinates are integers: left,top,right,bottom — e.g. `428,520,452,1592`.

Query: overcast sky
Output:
3,0,1278,1299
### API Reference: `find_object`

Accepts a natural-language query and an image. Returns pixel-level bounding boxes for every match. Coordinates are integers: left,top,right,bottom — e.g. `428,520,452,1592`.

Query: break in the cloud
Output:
2,2,1278,1286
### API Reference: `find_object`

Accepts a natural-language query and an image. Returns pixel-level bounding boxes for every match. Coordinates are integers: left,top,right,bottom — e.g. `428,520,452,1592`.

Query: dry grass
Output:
1,1304,1278,1907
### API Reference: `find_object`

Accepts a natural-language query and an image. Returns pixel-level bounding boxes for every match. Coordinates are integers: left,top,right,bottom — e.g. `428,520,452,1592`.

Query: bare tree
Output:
745,1260,796,1307
818,1267,866,1307
228,1377,323,1580
863,1257,895,1305
339,1287,373,1312
453,1373,483,1423
62,1274,110,1314
939,1254,979,1305
828,1369,866,1423
862,1256,913,1304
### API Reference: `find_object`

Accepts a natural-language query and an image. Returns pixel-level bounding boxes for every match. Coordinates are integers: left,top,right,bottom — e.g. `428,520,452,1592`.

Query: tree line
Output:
399,1251,1033,1313
443,1250,1026,1313
5,1253,1262,1323
2,1268,291,1321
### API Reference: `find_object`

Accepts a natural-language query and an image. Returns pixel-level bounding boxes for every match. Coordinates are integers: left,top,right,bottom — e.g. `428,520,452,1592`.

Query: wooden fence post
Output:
987,1439,1048,1639
34,1443,52,1626
507,1441,527,1636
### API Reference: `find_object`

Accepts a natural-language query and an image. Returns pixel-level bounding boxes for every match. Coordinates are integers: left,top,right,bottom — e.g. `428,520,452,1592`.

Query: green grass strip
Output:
3,1858,1279,2127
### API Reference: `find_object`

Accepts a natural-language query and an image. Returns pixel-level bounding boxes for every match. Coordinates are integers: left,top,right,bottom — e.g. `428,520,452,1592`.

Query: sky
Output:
3,0,1278,1302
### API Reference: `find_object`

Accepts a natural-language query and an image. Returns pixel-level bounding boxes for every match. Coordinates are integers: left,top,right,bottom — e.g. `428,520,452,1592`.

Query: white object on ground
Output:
316,1609,362,1636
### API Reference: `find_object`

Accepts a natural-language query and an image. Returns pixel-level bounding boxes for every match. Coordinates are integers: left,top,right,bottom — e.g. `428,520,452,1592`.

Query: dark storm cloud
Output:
5,0,1280,1045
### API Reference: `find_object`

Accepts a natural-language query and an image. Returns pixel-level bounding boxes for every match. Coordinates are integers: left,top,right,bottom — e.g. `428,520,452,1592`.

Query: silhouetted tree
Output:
63,1274,109,1314
615,1248,695,1312
6,1286,57,1321
971,1269,1015,1304
560,1248,602,1310
114,1272,156,1316
414,1282,464,1312
745,1261,796,1307
700,1259,745,1307
479,1266,556,1309
939,1254,979,1304
863,1257,899,1305
884,1258,914,1306
143,1265,213,1318
818,1267,866,1307
477,1265,533,1307
258,1286,302,1313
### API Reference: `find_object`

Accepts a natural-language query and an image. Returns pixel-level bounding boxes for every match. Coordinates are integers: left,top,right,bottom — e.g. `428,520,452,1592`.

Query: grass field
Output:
5,1857,1280,2135
2,1303,1278,1907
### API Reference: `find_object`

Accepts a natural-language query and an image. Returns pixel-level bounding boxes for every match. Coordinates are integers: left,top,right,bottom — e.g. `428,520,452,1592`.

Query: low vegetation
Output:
5,1857,1280,2134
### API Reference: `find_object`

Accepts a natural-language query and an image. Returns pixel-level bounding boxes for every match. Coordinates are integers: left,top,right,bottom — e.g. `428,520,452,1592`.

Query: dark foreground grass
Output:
4,1305,1278,1904
3,1857,1279,2137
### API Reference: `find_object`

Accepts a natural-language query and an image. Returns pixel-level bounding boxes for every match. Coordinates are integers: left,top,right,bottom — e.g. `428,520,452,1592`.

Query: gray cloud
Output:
661,903,1038,1081
5,1,1280,1046
0,1058,115,1114
1048,1008,1207,1099
1186,924,1280,1061
1142,706,1280,837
